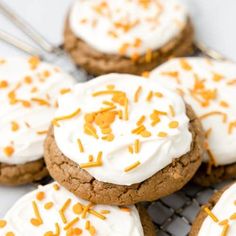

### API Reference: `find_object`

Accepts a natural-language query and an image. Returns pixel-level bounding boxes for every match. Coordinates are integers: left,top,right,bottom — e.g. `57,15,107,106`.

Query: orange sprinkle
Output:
11,121,19,132
146,91,153,102
31,97,50,106
44,202,54,210
158,132,168,138
169,121,179,129
141,130,151,137
30,201,43,226
137,115,146,126
179,59,192,71
36,191,45,201
119,207,131,212
53,184,60,191
84,124,99,139
85,220,90,230
80,152,103,168
141,71,150,78
119,43,130,55
77,139,84,153
124,97,129,120
100,210,110,214
160,71,180,84
219,219,229,226
0,80,8,88
59,198,71,224
134,86,142,103
134,38,142,48
64,217,79,230
24,76,32,84
73,203,83,215
230,212,236,220
28,56,40,70
5,232,15,236
81,203,93,219
31,86,38,93
92,90,122,97
43,70,51,78
212,73,223,82
145,48,152,63
106,84,115,90
0,219,6,228
154,92,163,98
132,125,145,135
131,52,140,62
60,88,71,95
3,146,14,157
199,111,227,123
124,161,141,172
203,207,219,222
102,101,115,107
227,79,236,85
53,108,81,126
220,100,229,108
128,145,134,154
89,155,94,162
102,134,114,142
89,209,106,220
221,224,229,236
228,121,236,134
36,130,48,135
134,139,140,153
169,105,175,117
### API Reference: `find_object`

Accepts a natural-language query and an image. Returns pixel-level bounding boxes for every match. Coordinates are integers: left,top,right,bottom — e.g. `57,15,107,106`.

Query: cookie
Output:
64,0,194,76
0,57,76,185
190,183,236,236
0,182,156,236
150,57,236,186
44,74,204,205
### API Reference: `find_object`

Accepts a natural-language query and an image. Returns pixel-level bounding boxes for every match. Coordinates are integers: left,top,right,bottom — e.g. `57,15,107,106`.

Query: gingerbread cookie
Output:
150,57,236,186
0,57,76,185
0,182,155,236
190,183,236,236
64,0,194,75
44,73,203,205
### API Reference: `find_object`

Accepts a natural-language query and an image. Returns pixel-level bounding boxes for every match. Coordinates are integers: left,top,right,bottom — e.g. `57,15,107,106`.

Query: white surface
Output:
0,0,235,221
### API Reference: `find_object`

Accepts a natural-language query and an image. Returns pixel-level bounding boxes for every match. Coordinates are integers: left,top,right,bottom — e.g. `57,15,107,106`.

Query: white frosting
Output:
0,182,144,236
150,57,236,166
69,0,188,57
54,74,192,186
198,183,236,236
0,57,76,165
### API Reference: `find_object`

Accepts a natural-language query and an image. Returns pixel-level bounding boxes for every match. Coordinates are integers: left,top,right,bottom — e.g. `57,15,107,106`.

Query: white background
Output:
0,0,236,217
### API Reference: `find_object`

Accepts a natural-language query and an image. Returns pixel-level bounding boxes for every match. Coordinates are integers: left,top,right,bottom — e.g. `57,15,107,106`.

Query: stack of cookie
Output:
0,0,236,235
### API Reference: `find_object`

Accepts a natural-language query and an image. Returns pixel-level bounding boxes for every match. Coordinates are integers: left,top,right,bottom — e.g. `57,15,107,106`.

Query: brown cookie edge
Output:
189,184,231,236
0,158,48,186
63,18,194,76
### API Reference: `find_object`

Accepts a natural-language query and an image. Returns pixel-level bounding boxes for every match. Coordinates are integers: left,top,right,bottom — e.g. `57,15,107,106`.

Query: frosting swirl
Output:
53,74,192,185
69,0,188,57
0,57,76,165
150,57,236,166
0,182,144,236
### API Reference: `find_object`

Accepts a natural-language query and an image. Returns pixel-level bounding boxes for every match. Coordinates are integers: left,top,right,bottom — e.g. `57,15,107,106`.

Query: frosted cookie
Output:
64,0,194,75
0,182,155,236
0,57,76,185
44,73,203,205
150,57,236,186
190,182,236,236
